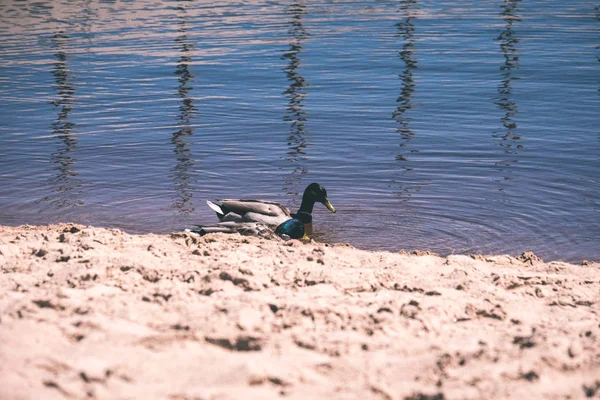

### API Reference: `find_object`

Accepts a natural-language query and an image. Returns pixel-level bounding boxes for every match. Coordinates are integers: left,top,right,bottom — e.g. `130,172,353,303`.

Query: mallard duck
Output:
191,218,307,241
206,183,335,234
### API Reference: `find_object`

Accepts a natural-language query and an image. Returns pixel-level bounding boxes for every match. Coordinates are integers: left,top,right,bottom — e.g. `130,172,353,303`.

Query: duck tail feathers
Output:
206,200,224,216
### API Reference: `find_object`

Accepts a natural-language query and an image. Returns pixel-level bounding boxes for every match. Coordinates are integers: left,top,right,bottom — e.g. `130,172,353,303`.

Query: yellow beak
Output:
324,199,336,213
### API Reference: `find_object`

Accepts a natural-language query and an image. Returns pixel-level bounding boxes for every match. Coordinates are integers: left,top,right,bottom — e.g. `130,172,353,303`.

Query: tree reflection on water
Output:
171,1,197,214
494,0,522,168
282,2,309,196
43,32,83,208
393,0,418,166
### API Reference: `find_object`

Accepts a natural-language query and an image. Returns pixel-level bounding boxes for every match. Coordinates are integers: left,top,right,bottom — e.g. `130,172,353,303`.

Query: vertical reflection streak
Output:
393,0,427,200
394,0,418,165
171,2,197,214
282,2,309,196
45,32,82,208
595,6,600,97
494,0,522,174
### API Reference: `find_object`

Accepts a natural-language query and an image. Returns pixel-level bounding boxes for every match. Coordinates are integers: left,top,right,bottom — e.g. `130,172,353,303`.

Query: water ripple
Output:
0,0,598,261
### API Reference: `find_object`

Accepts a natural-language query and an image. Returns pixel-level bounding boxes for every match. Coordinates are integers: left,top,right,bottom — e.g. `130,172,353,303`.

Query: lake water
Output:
1,0,599,262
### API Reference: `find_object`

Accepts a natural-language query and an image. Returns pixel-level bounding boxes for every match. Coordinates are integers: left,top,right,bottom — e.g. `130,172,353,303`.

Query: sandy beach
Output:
0,223,598,399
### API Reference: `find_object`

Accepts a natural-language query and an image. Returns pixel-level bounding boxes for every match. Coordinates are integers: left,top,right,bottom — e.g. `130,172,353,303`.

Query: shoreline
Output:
0,220,594,265
1,223,599,399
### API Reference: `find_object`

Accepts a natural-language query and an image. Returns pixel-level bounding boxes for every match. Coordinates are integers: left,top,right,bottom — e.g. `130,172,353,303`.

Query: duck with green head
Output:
205,183,335,235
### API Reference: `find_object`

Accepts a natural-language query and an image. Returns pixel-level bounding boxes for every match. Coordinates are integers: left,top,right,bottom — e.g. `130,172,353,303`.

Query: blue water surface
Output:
0,0,598,261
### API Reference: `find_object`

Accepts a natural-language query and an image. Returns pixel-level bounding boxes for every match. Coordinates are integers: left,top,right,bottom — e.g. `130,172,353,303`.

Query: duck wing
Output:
218,199,291,217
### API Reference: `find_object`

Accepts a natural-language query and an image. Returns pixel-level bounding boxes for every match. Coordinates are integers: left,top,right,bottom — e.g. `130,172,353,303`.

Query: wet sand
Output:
1,224,599,399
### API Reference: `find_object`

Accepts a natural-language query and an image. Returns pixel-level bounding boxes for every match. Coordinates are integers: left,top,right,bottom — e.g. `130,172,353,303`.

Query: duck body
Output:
206,199,292,226
206,183,335,232
192,221,274,237
192,218,306,240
